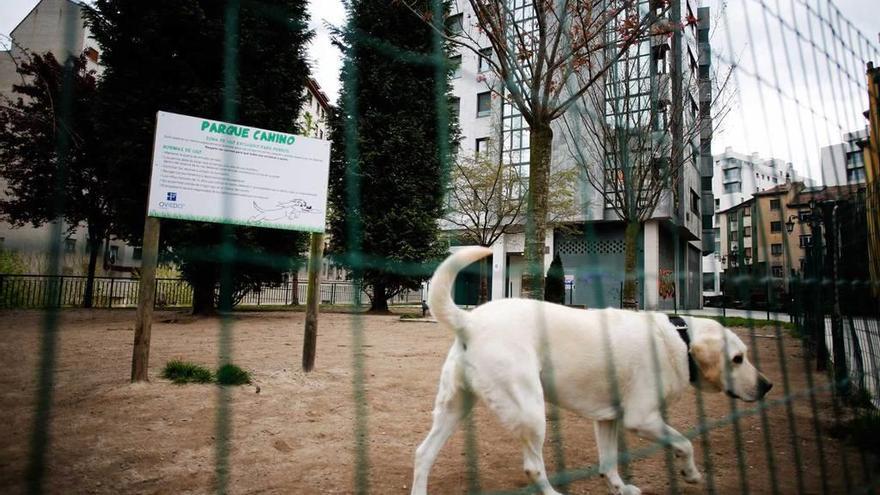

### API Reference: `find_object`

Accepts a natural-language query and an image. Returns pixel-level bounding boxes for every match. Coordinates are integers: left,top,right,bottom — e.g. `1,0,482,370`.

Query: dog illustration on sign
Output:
250,198,319,222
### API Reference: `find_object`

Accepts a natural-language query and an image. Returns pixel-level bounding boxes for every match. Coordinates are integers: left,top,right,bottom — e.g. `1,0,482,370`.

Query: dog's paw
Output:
617,485,641,495
680,468,703,484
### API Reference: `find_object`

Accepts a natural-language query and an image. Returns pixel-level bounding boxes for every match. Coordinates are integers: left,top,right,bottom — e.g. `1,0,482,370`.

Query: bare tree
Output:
404,0,664,298
561,20,733,308
445,143,580,302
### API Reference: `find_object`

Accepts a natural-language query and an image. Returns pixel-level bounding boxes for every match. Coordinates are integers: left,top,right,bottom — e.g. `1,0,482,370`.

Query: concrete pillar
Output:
643,220,660,310
491,235,507,300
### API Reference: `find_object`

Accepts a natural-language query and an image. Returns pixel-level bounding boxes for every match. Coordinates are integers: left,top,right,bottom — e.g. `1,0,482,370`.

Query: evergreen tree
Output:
328,0,455,312
544,254,565,305
85,0,313,314
0,53,110,307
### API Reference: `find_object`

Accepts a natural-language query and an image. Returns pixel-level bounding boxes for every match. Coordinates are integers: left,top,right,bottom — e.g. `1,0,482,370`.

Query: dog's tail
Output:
428,246,493,333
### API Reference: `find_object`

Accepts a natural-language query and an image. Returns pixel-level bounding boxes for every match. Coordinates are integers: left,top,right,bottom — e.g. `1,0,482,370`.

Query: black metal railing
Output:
0,274,424,310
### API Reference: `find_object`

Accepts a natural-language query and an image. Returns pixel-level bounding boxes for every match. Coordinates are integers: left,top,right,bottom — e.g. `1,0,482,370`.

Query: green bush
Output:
544,254,565,304
216,363,251,386
162,360,214,384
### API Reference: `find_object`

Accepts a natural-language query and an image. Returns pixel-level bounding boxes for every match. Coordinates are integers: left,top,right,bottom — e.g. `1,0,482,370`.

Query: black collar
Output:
667,315,698,383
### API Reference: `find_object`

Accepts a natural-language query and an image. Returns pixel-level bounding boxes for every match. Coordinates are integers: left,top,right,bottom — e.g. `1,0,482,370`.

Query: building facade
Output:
701,148,813,296
820,128,869,187
864,62,880,297
444,0,713,310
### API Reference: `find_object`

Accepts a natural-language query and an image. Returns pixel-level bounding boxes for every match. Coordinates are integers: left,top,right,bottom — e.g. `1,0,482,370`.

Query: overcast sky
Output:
2,0,878,182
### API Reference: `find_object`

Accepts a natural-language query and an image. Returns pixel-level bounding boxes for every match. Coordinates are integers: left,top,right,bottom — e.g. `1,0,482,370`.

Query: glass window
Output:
445,13,463,35
771,221,782,233
133,247,143,261
450,55,461,78
743,207,750,217
475,137,490,157
772,266,784,277
770,199,781,210
478,47,492,73
690,189,699,214
64,238,76,253
771,243,783,256
799,235,812,247
477,91,491,117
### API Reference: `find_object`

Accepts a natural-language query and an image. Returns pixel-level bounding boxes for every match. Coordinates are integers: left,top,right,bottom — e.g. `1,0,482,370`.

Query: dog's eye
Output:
732,354,744,364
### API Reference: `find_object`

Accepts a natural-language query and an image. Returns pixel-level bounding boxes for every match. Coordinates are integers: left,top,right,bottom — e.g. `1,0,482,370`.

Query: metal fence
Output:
0,274,424,309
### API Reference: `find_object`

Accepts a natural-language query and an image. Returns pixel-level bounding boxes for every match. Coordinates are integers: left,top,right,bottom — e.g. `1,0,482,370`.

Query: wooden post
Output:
131,216,161,382
302,232,324,372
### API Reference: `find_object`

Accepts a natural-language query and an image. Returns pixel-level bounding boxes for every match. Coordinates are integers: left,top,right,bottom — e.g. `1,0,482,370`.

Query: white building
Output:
820,128,869,187
0,0,139,276
700,148,814,297
445,0,714,310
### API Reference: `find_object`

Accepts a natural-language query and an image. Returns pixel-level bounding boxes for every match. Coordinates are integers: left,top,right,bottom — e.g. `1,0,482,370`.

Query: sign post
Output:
131,111,331,381
302,233,324,372
131,217,160,382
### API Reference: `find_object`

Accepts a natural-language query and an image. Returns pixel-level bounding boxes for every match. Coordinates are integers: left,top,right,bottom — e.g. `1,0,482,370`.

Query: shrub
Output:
162,360,214,384
544,254,565,304
216,363,251,386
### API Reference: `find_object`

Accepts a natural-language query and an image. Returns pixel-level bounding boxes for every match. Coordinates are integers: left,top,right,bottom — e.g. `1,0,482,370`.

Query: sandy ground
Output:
0,309,874,494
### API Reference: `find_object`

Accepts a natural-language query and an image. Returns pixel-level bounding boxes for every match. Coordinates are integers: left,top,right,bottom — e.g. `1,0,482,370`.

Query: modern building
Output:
444,0,713,310
820,128,869,187
701,149,813,297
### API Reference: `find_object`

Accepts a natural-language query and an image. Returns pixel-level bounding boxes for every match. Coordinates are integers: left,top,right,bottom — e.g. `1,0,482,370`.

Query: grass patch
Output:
162,360,214,384
216,363,251,386
678,314,795,331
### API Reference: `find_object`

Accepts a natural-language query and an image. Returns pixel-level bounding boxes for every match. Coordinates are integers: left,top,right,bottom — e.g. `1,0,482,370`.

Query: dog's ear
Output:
691,338,724,392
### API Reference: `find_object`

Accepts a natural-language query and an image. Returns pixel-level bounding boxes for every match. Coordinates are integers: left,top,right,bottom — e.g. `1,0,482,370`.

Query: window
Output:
770,221,782,233
703,273,715,291
133,247,143,261
744,228,751,238
847,167,866,184
714,198,720,211
723,182,741,194
445,13,463,35
798,210,810,222
475,137,490,157
690,189,699,214
770,199,781,210
744,247,753,259
799,235,812,248
64,238,76,254
771,243,783,256
729,231,738,241
743,207,750,217
450,55,461,78
476,91,491,117
450,97,460,118
772,266,784,277
478,47,492,73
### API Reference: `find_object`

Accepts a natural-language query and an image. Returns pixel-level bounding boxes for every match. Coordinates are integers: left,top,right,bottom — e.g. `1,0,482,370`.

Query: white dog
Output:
412,247,772,495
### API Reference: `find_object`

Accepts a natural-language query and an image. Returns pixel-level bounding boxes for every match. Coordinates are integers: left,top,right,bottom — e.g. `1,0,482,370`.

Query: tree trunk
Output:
521,123,552,300
478,256,489,304
622,220,640,310
82,234,102,308
370,281,390,313
191,269,217,316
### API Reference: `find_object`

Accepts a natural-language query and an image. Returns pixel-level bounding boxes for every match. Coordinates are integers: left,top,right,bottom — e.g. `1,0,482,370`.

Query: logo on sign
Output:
159,191,185,209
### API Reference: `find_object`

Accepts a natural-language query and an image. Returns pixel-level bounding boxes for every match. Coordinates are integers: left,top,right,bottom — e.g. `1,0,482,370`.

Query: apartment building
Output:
865,62,880,297
702,148,813,296
820,128,869,187
445,0,713,310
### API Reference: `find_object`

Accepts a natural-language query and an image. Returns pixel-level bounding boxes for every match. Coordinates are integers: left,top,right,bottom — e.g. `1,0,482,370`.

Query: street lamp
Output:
785,215,798,233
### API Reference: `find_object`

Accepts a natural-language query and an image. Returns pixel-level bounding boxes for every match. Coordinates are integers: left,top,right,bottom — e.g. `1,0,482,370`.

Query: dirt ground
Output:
0,309,874,494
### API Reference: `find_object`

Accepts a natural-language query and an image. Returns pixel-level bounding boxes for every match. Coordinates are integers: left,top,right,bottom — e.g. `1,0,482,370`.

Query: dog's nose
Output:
757,376,773,398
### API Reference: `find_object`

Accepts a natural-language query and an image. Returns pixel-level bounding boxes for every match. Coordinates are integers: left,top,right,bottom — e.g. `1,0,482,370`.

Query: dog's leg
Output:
594,420,641,495
516,406,562,495
411,362,472,495
626,414,702,484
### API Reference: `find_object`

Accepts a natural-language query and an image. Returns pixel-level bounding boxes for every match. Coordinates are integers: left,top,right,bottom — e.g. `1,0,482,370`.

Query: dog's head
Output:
688,318,773,401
